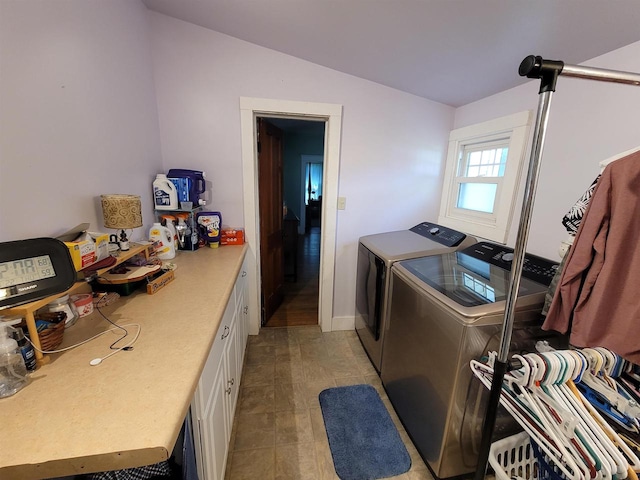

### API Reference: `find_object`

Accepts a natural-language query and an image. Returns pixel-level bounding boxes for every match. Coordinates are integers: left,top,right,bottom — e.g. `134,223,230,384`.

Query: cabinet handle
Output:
225,387,232,395
242,271,247,277
244,306,248,315
221,325,230,339
228,378,235,386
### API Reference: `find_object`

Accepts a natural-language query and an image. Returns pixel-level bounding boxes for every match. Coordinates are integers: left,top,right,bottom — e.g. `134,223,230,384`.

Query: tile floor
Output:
224,325,435,480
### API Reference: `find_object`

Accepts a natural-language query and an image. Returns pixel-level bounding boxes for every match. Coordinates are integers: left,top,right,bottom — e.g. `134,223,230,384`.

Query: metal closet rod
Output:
519,54,640,90
474,54,640,480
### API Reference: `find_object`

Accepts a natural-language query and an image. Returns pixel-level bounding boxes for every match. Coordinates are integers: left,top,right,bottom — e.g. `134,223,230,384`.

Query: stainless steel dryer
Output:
380,241,567,478
355,222,476,373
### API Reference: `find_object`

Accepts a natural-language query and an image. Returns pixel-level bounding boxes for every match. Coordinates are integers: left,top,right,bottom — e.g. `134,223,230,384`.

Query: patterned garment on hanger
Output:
542,174,601,316
561,175,600,235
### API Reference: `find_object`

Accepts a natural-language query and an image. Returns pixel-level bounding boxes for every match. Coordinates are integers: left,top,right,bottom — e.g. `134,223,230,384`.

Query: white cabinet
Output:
191,258,250,480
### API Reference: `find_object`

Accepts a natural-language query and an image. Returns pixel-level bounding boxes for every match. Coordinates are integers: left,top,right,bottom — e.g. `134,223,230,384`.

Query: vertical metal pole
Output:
498,91,554,361
473,89,554,480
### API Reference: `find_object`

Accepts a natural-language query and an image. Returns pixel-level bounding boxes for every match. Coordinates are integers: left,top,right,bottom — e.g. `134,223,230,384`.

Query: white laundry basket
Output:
489,432,565,480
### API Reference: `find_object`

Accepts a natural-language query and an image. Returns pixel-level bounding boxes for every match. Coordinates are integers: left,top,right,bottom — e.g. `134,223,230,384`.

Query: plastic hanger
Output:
471,359,585,480
474,357,592,480
567,379,640,476
472,348,640,480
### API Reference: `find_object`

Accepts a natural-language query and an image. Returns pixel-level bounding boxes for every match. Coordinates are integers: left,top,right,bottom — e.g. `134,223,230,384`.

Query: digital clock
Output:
0,238,77,310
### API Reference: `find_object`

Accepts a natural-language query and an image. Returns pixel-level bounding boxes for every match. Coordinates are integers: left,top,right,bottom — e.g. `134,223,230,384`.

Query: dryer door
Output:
355,243,385,340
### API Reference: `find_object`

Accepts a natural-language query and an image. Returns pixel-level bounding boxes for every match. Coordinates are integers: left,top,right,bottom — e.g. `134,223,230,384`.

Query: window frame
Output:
438,111,531,243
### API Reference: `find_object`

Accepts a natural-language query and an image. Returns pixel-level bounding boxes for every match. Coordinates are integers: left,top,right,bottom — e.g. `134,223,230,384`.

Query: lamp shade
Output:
101,194,143,230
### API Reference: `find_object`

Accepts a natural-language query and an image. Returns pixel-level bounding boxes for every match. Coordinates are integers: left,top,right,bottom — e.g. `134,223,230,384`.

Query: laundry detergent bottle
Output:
153,173,179,210
149,222,176,260
0,320,29,398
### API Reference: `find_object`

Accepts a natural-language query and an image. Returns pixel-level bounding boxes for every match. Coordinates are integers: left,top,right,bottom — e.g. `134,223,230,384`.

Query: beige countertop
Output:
0,244,248,480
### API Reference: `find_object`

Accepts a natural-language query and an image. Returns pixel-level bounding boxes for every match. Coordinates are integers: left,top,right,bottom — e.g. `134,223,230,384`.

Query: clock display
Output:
0,255,57,288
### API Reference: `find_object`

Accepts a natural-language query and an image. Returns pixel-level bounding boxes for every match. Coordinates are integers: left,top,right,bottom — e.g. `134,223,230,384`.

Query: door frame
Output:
240,97,343,335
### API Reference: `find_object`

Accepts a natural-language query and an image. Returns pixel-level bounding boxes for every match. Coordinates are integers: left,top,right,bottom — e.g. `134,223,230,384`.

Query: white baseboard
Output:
331,316,355,331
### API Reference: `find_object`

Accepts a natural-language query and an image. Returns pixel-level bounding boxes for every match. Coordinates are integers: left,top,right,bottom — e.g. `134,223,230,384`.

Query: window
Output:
438,111,531,243
305,162,323,204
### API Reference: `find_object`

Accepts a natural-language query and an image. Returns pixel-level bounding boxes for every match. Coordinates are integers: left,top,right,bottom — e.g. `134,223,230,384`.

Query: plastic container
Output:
149,222,176,260
160,214,179,250
489,432,563,480
70,293,94,318
153,173,179,210
196,211,222,248
0,320,29,398
0,316,35,372
47,295,79,328
167,169,206,206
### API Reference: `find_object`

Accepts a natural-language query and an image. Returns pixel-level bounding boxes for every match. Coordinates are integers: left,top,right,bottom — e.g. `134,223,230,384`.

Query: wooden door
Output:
258,118,285,325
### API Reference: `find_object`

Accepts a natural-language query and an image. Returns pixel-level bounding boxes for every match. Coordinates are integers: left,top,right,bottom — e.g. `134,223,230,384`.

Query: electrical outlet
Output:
337,197,347,210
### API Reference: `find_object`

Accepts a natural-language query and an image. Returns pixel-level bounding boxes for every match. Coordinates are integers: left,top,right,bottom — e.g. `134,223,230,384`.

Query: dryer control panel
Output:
409,222,467,247
460,241,559,286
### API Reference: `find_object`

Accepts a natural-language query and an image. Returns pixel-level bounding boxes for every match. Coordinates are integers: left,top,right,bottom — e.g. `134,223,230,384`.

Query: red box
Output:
220,228,244,245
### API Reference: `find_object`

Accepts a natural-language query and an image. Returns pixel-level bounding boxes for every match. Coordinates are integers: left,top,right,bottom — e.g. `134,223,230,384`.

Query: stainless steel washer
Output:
355,222,475,373
380,241,567,478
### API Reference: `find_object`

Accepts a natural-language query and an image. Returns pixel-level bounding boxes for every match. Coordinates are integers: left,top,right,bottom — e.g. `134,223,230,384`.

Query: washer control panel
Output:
460,241,559,286
409,222,467,247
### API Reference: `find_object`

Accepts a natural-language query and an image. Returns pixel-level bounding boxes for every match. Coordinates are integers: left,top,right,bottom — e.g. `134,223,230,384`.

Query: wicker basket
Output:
37,320,66,351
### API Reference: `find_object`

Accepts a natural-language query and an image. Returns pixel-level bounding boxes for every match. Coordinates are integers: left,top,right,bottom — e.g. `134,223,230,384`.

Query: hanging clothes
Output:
542,174,601,316
561,175,601,236
543,150,640,363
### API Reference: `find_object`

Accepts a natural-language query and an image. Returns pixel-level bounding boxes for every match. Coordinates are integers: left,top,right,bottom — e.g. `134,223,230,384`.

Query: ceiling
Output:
142,0,640,108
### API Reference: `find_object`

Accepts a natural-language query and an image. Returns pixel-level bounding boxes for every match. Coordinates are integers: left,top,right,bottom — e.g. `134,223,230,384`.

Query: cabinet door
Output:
195,302,233,411
194,355,229,480
224,320,240,431
235,260,249,359
192,291,239,479
235,287,247,373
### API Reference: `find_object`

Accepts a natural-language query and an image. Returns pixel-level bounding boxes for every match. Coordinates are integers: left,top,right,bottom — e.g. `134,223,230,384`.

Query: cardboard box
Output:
61,226,109,271
220,227,244,246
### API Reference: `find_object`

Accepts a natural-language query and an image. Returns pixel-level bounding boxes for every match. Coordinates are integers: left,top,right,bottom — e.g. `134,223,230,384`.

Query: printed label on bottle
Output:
21,346,36,371
154,187,170,206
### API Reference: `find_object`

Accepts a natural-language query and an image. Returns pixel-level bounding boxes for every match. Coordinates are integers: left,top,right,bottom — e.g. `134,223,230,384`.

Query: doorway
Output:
259,120,325,327
239,97,343,335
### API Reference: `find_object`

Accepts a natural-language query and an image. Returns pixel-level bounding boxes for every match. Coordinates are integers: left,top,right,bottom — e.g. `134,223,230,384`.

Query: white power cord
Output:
27,323,141,365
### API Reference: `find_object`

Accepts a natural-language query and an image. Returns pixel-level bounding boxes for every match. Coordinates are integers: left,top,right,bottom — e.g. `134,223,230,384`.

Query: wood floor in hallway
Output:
266,227,320,328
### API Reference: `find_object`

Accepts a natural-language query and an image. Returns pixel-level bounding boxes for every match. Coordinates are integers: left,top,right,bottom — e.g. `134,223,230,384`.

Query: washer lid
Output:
396,250,548,309
359,226,471,263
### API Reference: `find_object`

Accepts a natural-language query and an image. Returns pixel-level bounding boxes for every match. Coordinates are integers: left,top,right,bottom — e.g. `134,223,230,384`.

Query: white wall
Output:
454,42,640,260
8,3,632,323
147,13,455,319
0,0,163,242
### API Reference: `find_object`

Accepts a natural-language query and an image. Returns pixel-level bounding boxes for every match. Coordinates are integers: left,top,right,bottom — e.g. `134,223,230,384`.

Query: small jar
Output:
47,295,79,328
70,293,94,318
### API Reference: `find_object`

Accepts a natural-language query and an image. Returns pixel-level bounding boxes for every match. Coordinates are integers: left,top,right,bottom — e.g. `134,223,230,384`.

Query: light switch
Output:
337,197,347,210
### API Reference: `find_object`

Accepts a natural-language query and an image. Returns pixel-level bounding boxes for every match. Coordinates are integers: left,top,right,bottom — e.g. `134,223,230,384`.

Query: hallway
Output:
266,227,320,328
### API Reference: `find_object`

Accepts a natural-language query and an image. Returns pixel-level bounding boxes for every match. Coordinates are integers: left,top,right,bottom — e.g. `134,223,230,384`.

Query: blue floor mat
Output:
319,384,411,480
